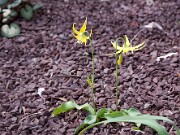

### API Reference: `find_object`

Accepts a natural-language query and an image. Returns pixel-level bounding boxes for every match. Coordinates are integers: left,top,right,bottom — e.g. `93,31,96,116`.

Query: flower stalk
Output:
89,39,96,111
72,18,95,111
115,42,119,111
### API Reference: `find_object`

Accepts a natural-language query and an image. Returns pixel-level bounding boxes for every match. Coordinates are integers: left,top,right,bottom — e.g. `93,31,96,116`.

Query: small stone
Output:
144,103,151,109
17,37,26,42
77,71,82,76
53,34,58,39
111,104,116,110
103,68,109,74
153,77,158,83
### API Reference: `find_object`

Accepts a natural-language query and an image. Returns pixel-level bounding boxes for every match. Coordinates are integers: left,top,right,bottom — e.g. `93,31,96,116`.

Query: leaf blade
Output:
52,100,95,117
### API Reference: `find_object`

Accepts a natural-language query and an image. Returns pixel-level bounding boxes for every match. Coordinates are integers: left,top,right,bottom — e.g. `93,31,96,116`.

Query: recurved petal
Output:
124,35,131,48
72,23,80,35
116,49,123,54
72,33,78,39
80,18,87,33
117,53,123,65
111,41,122,50
130,41,145,51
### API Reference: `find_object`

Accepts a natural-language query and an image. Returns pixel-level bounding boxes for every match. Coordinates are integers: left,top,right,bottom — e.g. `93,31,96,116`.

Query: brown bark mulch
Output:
0,0,179,134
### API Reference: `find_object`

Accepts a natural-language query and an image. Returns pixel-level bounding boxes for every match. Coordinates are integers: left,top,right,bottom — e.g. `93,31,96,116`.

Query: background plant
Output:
0,0,43,38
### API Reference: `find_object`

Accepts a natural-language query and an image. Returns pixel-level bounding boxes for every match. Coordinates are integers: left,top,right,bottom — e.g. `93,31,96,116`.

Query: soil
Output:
0,0,180,135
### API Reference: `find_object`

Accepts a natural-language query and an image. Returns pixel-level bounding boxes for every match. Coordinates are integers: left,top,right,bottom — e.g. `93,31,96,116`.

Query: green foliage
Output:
0,0,43,38
87,74,93,87
33,3,43,11
52,18,180,135
52,100,95,117
1,23,20,37
52,101,179,135
0,0,7,6
7,0,21,9
20,4,33,20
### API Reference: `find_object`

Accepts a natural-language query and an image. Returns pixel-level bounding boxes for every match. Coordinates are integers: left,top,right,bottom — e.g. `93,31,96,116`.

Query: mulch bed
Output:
0,0,179,134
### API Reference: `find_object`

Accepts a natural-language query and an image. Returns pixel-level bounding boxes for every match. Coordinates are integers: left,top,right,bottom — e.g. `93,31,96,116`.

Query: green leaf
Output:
174,126,180,135
105,115,173,135
75,115,97,134
104,110,128,119
75,123,88,135
177,129,180,135
33,3,43,11
52,100,95,117
20,4,33,20
96,108,110,118
75,109,110,134
126,108,142,116
83,115,97,124
0,0,7,6
2,9,11,17
1,23,20,38
10,10,18,17
78,122,103,135
8,0,21,8
126,108,142,127
79,114,174,135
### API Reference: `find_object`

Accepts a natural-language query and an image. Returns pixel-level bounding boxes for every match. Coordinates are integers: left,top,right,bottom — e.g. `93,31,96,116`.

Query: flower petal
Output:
80,18,87,33
129,41,145,51
124,35,131,48
72,23,80,35
72,33,79,39
116,50,123,54
117,53,123,65
111,41,122,51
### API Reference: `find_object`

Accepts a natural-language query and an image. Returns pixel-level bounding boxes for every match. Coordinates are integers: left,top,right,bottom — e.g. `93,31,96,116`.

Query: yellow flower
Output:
72,18,92,46
111,35,145,54
111,35,145,65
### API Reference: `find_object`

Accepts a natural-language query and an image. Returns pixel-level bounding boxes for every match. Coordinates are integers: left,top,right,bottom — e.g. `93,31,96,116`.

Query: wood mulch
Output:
0,0,179,134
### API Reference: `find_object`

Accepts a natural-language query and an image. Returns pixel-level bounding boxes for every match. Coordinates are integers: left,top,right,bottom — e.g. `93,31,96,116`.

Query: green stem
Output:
90,39,96,111
115,42,119,111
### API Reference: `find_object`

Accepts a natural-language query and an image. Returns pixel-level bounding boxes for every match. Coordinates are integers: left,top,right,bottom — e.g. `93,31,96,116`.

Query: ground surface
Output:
0,0,180,135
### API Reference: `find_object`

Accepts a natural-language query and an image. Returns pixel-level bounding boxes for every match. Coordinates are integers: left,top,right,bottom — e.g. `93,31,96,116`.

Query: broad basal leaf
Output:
75,123,88,135
96,108,110,118
83,114,97,125
52,100,95,117
126,108,142,116
78,114,174,135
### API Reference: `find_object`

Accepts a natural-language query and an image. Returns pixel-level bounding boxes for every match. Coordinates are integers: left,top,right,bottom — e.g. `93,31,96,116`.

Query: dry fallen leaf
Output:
144,22,163,30
37,87,45,99
156,52,178,62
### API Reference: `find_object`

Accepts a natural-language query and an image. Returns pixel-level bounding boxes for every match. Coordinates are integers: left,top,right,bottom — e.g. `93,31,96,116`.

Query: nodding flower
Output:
111,35,145,65
72,18,92,46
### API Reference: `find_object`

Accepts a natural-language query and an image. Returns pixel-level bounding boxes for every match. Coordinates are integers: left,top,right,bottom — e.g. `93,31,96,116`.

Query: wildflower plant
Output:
112,35,145,110
72,18,95,110
52,18,180,135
